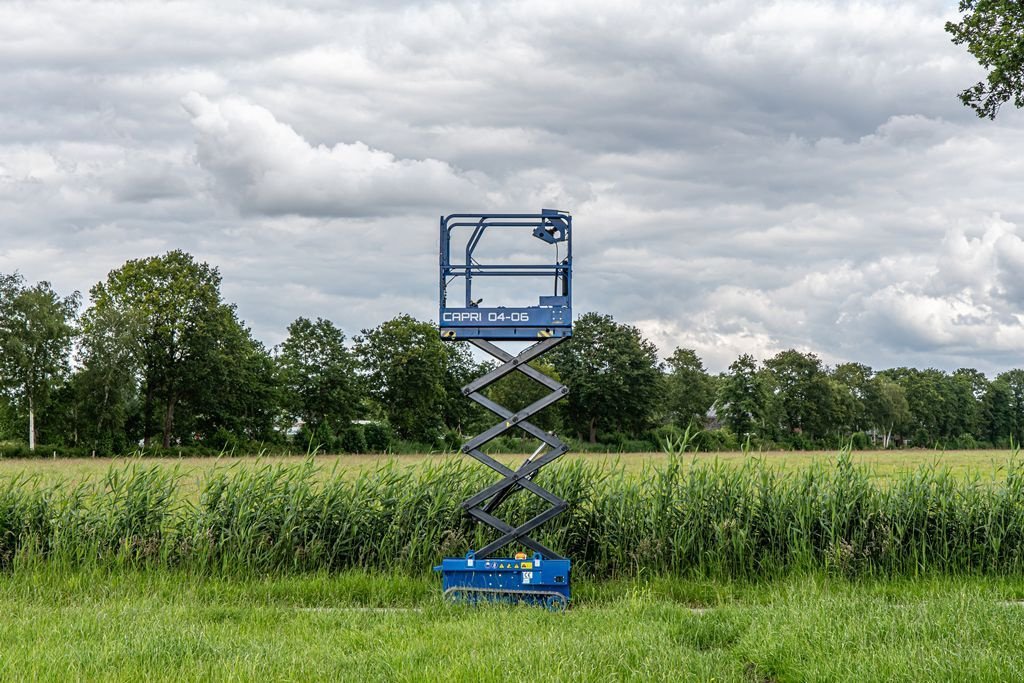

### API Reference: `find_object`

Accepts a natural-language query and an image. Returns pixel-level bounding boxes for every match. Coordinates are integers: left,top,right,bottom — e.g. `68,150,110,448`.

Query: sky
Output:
2,0,1023,375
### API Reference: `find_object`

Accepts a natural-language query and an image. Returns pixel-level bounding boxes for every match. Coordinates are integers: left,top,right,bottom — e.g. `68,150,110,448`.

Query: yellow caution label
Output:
521,562,532,569
537,329,552,338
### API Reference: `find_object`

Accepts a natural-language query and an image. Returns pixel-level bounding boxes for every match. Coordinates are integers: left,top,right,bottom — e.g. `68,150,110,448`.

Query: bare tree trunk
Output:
28,395,35,452
588,418,597,444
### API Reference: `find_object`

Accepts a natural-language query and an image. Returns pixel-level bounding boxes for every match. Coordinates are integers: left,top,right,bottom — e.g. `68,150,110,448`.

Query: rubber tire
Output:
544,594,568,612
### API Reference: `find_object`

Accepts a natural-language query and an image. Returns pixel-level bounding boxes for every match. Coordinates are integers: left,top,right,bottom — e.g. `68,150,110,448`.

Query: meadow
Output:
0,447,1015,485
1,568,1024,680
3,448,1024,680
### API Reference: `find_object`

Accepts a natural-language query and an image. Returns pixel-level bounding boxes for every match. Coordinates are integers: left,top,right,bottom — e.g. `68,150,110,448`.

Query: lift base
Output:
435,551,570,610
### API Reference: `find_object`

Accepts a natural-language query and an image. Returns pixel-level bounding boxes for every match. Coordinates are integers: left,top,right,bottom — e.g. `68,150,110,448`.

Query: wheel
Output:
544,594,568,612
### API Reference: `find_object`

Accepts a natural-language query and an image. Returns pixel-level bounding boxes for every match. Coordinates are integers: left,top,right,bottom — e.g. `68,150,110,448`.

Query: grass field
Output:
0,448,1015,485
1,568,1023,681
3,451,1024,679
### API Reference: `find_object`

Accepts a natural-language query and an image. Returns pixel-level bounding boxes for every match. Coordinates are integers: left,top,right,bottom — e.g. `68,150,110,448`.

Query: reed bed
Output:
3,449,1024,579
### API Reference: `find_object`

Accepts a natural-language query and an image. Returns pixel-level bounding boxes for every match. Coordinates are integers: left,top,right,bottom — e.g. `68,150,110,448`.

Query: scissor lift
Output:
434,210,573,609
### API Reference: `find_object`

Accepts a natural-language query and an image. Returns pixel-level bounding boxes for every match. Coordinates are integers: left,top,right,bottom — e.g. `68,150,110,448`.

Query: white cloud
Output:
2,0,1024,375
181,92,486,216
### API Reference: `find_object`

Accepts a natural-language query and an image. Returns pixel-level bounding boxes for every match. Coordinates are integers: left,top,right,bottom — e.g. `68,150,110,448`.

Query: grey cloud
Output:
2,0,1024,376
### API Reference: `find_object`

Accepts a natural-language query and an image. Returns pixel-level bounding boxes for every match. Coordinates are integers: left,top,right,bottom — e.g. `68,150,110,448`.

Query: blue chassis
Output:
435,551,571,609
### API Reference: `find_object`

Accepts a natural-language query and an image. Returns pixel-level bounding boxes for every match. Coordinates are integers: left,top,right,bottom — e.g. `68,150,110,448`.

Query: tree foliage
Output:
663,347,715,429
11,251,1024,454
717,354,768,439
82,251,268,448
276,317,359,437
946,0,1024,118
761,350,837,442
486,359,561,432
355,314,449,441
549,313,661,443
0,272,80,449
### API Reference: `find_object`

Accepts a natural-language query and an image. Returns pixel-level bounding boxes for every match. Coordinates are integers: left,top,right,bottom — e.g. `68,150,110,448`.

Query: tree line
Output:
3,250,1024,456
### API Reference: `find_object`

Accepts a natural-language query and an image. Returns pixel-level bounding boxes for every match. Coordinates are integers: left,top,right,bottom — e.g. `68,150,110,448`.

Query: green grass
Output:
1,568,1024,681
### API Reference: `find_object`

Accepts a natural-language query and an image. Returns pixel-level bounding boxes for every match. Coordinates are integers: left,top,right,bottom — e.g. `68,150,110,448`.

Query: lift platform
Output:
434,210,574,609
438,210,571,341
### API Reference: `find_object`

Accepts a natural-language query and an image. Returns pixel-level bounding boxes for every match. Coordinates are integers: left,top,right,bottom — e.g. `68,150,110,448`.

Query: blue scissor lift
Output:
434,210,573,610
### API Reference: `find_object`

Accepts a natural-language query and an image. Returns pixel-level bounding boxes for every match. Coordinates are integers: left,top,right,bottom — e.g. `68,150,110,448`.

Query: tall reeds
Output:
3,451,1024,578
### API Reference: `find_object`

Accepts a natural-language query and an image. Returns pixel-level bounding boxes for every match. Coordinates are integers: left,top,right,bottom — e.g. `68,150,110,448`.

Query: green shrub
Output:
849,431,870,450
338,426,367,454
362,422,393,453
693,428,740,452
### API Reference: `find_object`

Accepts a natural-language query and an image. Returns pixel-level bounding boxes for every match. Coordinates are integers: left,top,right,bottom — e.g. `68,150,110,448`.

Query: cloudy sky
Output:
2,0,1022,374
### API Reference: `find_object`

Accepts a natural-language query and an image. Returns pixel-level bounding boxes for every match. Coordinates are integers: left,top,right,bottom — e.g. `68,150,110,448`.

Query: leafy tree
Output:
832,362,873,434
0,273,79,450
355,314,449,441
0,395,15,441
950,368,988,439
946,1,1024,118
992,369,1024,443
485,359,561,433
82,251,260,448
865,376,910,448
189,317,279,444
982,375,1015,445
548,313,661,443
73,296,144,453
761,350,838,443
717,354,769,439
663,348,715,429
441,343,491,436
877,368,962,446
276,317,359,438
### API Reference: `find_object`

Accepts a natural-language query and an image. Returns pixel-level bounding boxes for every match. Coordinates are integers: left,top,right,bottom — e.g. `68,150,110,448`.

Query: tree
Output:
0,395,15,441
354,314,449,441
82,251,259,448
276,317,359,438
485,359,561,433
946,1,1024,119
950,368,988,440
761,350,839,443
548,313,662,443
992,369,1024,444
717,354,768,439
188,316,279,445
663,348,715,429
877,368,963,446
865,376,910,448
832,362,873,434
0,273,79,450
982,377,1014,445
442,343,490,436
74,295,144,453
